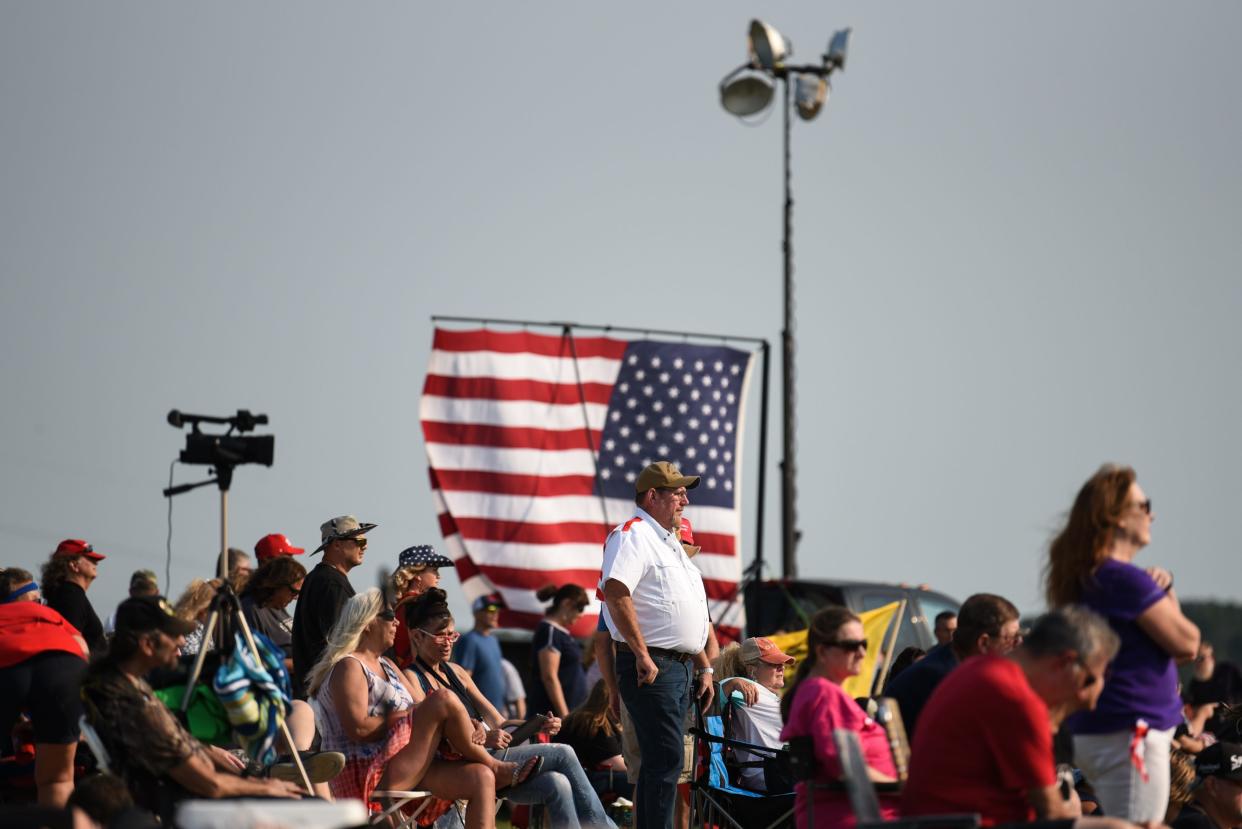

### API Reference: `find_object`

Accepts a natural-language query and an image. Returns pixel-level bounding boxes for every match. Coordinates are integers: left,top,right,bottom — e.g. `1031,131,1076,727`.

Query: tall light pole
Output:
720,20,851,580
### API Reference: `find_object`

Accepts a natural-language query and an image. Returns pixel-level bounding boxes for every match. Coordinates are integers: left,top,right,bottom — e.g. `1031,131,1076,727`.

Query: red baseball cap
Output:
54,539,105,561
679,518,701,557
254,533,305,560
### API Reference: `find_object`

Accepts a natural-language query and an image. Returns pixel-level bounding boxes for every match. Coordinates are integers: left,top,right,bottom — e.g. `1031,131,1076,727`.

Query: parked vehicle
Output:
745,579,960,657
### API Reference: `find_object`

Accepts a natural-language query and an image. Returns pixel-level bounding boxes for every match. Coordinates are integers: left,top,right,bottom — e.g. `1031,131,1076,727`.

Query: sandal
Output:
497,755,543,794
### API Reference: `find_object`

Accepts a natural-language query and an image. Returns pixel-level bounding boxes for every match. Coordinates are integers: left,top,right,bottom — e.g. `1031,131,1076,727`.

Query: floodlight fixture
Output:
793,74,829,121
825,28,852,71
717,18,853,584
720,65,776,117
748,19,790,70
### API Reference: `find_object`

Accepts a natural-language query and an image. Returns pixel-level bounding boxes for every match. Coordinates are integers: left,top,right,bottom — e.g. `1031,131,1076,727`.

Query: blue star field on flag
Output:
596,340,751,509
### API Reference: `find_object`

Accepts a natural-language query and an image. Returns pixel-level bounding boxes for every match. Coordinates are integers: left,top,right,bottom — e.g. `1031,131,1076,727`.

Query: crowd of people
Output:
2,460,1241,829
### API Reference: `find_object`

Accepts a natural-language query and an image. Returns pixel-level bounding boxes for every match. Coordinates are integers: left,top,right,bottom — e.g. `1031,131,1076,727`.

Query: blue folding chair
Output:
689,711,795,829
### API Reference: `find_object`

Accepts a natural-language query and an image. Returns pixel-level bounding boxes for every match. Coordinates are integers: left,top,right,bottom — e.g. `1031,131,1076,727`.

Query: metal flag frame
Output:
429,315,772,635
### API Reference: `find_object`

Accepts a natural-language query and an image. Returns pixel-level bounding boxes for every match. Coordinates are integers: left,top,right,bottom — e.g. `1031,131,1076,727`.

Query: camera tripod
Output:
181,582,313,793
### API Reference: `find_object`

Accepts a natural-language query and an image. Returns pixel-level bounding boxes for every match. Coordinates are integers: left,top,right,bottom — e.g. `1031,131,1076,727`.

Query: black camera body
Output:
180,432,274,467
167,409,274,468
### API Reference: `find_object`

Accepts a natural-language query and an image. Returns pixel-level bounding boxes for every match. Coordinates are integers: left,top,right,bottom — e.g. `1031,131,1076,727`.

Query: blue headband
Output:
2,582,39,603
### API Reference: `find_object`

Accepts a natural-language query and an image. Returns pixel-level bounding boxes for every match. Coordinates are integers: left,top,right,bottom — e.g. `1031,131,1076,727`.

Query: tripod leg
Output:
181,607,220,715
232,606,313,794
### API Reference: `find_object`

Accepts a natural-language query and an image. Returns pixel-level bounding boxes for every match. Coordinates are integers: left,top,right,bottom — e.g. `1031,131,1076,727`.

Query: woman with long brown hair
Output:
1045,464,1200,822
779,605,897,829
555,679,626,797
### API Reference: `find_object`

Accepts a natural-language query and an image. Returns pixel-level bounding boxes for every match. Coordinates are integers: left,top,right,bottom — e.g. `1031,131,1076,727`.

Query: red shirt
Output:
901,655,1055,826
0,602,86,667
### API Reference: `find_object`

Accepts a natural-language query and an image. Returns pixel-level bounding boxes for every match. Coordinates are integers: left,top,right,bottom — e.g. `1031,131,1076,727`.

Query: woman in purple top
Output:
1045,464,1201,822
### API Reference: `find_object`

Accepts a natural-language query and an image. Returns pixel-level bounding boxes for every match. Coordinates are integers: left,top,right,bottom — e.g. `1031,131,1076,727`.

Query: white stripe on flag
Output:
420,396,610,431
427,350,622,385
424,445,598,476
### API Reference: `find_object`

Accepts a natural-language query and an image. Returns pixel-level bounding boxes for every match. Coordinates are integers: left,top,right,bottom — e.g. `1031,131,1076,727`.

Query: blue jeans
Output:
494,741,617,829
616,649,691,829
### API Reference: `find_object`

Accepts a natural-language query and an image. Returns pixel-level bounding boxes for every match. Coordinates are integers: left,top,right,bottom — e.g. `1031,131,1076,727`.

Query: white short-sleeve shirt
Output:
599,507,710,654
731,682,784,790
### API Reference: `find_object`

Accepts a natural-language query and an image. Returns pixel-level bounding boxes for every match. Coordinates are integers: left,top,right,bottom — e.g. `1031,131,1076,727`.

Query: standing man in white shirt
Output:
601,461,714,829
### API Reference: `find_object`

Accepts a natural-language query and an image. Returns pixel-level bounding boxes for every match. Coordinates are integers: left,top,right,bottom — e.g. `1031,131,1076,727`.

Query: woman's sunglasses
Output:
827,639,868,652
377,608,396,621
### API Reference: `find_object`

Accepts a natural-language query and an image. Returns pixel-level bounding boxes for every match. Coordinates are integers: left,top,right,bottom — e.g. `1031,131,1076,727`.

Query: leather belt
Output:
616,641,694,663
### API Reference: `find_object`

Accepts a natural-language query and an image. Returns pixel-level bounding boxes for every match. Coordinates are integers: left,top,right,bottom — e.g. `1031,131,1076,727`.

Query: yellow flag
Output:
766,601,903,699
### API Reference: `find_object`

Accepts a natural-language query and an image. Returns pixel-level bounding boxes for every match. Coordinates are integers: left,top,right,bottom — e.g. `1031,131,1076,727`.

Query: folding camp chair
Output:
689,713,795,829
78,716,112,774
873,697,910,784
830,729,978,829
368,788,435,829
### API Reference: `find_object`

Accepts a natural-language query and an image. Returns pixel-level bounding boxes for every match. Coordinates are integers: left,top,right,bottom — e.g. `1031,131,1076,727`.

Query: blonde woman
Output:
713,638,796,793
172,578,221,656
308,589,538,829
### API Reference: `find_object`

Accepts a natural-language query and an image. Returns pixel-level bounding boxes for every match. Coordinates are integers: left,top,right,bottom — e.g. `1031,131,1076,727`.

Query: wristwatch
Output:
695,667,715,677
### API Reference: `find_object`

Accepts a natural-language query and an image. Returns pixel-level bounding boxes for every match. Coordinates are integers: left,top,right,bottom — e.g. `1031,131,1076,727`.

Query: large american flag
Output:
420,327,754,639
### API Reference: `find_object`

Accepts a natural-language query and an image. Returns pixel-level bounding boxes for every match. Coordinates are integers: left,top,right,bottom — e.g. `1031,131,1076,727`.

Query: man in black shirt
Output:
289,515,375,698
41,539,107,655
1172,741,1242,829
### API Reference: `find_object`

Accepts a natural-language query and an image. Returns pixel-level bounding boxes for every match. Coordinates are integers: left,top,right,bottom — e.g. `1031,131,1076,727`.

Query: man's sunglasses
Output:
348,537,368,549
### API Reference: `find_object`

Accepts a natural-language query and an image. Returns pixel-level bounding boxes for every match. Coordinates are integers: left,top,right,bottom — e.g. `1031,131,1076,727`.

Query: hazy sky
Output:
3,3,1240,626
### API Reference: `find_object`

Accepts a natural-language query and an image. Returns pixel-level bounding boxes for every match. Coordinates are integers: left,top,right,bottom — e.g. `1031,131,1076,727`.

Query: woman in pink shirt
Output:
779,606,898,829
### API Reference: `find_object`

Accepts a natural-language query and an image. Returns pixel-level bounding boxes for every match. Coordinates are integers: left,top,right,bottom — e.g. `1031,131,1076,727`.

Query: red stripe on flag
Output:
423,421,601,451
703,578,742,602
478,564,602,592
691,532,739,557
431,468,598,497
445,516,611,546
433,328,628,360
422,374,614,406
453,555,481,581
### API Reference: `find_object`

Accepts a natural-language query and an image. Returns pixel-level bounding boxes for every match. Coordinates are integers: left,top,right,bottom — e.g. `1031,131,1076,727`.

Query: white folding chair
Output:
369,789,435,829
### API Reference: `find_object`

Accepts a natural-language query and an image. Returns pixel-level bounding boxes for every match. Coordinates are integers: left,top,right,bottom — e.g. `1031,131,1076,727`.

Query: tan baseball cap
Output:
635,461,700,494
312,515,378,555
